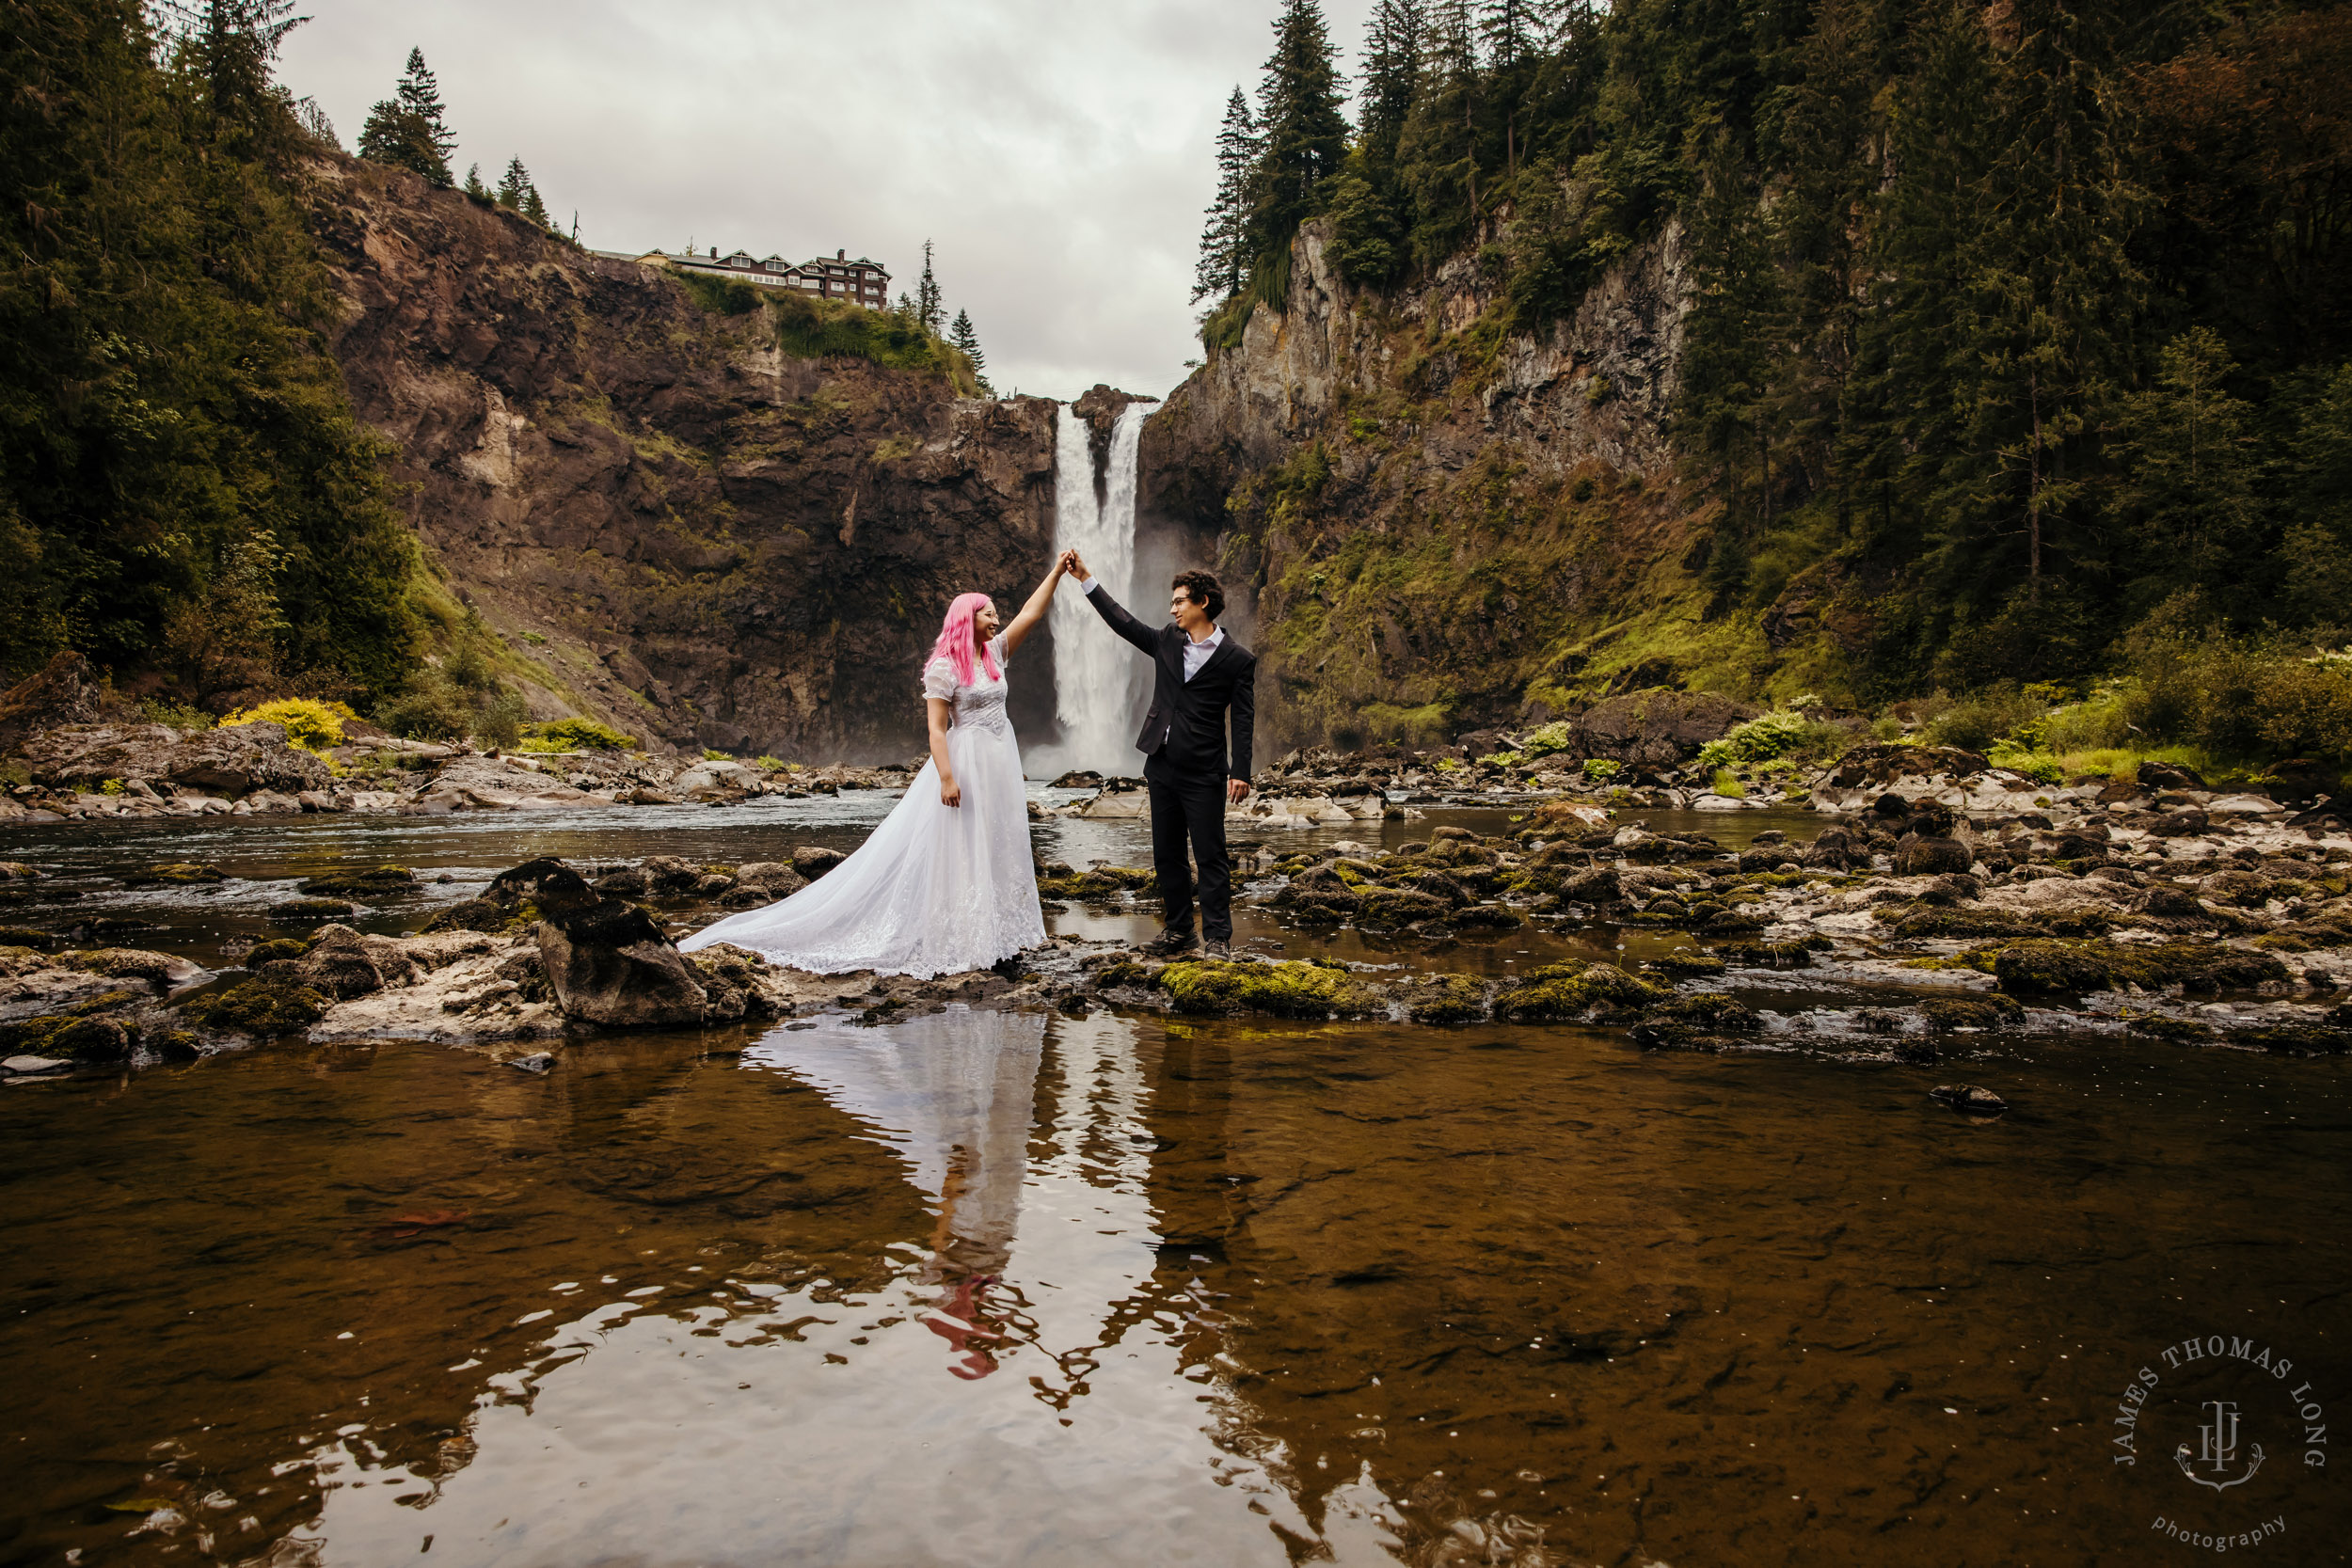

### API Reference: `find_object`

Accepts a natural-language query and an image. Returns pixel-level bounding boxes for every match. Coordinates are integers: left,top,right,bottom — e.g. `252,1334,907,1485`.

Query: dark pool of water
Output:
3,1009,2346,1566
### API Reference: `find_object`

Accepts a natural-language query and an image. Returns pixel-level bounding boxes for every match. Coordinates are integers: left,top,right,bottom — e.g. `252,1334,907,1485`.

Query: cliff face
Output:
1141,216,1717,754
311,158,1062,759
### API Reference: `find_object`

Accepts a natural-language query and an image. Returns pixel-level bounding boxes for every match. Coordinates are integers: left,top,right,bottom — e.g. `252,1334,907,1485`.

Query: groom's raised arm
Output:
1079,578,1160,657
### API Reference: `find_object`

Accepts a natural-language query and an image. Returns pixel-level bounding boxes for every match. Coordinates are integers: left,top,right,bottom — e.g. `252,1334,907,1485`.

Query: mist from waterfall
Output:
1034,403,1146,777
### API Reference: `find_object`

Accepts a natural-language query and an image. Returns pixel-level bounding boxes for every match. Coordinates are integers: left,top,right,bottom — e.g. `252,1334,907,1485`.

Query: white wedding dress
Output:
679,633,1044,977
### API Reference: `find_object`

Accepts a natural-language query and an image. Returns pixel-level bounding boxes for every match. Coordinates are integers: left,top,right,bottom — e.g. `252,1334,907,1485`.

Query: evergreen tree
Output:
948,309,993,394
1357,0,1423,166
463,162,487,198
1194,87,1259,302
1397,0,1480,267
496,157,551,229
1246,0,1350,284
916,240,943,333
394,47,455,165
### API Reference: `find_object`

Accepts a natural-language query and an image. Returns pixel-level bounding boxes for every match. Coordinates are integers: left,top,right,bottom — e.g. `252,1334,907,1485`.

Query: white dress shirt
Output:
1084,577,1223,680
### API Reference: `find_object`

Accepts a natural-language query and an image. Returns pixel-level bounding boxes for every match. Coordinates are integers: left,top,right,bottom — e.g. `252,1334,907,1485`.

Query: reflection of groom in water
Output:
1061,549,1255,958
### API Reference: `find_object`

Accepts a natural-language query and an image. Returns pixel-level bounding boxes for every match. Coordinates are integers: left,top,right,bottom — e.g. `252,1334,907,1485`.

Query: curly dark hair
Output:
1171,569,1224,621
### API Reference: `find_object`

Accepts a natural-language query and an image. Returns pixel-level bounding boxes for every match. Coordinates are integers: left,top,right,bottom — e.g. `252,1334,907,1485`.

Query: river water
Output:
3,795,2347,1566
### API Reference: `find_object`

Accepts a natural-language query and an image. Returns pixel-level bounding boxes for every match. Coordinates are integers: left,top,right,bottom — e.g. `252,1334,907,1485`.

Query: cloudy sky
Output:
278,0,1379,404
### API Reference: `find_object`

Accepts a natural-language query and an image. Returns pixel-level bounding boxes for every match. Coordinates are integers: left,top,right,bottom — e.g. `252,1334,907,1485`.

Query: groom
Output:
1060,549,1254,958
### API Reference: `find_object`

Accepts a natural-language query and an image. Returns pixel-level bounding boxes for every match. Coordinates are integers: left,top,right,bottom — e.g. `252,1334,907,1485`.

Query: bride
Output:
680,556,1071,977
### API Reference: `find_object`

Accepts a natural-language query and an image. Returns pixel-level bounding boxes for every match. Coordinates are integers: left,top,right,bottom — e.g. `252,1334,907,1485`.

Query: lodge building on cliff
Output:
607,245,892,308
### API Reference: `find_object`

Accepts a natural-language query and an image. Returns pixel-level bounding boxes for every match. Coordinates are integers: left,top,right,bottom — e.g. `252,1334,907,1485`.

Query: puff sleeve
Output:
921,657,958,701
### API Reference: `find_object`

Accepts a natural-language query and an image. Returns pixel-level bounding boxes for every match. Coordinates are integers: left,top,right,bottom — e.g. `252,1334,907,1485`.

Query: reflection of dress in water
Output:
754,1008,1043,1371
679,632,1043,978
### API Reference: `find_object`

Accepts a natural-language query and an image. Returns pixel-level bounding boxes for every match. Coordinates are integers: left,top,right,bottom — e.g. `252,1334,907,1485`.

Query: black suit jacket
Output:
1084,584,1256,781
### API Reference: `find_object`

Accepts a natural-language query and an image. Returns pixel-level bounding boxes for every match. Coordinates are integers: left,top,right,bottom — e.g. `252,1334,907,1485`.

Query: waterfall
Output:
1038,403,1147,776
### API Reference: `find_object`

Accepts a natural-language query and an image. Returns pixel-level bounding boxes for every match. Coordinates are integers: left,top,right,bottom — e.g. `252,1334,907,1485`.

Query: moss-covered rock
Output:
1400,973,1488,1024
1988,940,2289,996
2127,1015,2217,1043
1157,958,1388,1019
1642,991,1763,1031
0,1011,136,1061
2224,1024,2350,1055
1919,994,2026,1032
1645,950,1728,980
0,925,58,951
182,977,330,1036
295,864,418,898
125,863,227,886
1357,888,1454,927
1492,962,1663,1022
240,937,311,967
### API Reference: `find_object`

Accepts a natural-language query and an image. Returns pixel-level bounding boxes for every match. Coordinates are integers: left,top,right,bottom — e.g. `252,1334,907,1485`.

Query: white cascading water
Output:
1038,402,1146,776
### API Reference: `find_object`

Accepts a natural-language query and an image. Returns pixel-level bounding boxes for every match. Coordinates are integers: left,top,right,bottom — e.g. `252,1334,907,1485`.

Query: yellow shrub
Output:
220,698,357,753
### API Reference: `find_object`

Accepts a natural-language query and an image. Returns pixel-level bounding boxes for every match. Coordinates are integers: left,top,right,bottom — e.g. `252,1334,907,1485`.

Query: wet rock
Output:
123,863,228,886
1049,769,1103,788
267,897,356,923
2,1053,69,1074
507,863,707,1028
506,1051,556,1073
182,976,332,1037
1359,888,1454,927
792,846,848,879
1398,973,1489,1023
1920,995,2026,1032
295,864,418,898
1566,689,1762,767
1157,958,1387,1019
1894,834,1974,876
1492,962,1662,1022
2148,808,2211,837
1930,1084,2008,1114
421,896,515,935
1988,939,2289,997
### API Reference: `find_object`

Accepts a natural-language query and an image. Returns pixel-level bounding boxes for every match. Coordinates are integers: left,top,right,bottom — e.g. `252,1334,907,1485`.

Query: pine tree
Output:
1398,0,1480,266
916,240,943,333
1194,87,1259,302
395,48,455,165
948,308,993,394
357,100,452,186
1358,0,1423,167
496,157,551,229
356,46,453,187
463,162,486,198
1247,0,1350,283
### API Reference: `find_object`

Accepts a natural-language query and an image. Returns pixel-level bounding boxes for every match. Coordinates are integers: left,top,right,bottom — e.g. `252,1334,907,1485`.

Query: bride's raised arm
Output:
997,553,1069,656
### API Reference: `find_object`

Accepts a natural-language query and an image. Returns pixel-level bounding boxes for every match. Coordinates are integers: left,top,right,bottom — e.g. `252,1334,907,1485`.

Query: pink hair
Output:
927,593,998,688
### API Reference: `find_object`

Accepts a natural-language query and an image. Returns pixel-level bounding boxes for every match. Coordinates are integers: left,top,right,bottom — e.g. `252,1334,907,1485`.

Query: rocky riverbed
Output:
6,722,2351,1090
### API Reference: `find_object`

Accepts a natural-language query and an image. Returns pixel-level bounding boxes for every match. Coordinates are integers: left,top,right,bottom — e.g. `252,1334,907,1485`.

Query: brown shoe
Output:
1201,940,1232,960
1142,928,1200,958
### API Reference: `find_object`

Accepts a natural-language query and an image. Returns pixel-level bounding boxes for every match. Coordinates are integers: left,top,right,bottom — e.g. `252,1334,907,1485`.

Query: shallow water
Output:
8,794,2346,1564
3,1007,2346,1566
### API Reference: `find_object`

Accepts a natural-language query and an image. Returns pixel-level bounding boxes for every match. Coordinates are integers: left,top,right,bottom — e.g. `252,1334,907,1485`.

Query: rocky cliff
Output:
311,157,1066,759
1141,215,1730,754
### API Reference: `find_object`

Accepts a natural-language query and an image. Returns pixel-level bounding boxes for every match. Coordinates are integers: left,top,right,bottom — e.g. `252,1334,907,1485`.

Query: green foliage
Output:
220,697,356,752
1581,757,1619,781
375,638,526,746
766,291,957,377
0,0,422,698
518,717,634,752
1694,706,1840,770
356,48,455,187
675,268,761,316
701,748,730,762
1518,720,1572,759
138,699,215,733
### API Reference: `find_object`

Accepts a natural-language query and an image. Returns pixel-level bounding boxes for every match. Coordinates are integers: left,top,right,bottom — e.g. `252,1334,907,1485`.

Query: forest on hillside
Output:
1199,0,2352,707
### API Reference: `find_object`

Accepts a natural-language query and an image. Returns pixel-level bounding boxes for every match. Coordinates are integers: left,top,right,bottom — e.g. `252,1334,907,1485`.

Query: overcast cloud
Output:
278,0,1377,404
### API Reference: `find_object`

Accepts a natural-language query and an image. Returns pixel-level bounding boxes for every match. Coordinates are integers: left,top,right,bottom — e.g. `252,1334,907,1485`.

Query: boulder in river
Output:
508,863,710,1028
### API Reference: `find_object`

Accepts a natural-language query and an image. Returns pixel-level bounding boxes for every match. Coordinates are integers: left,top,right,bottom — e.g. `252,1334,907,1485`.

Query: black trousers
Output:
1144,754,1232,942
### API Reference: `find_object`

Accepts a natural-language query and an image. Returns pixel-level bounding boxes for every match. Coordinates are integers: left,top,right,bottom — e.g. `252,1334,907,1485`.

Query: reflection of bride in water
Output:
754,1009,1047,1379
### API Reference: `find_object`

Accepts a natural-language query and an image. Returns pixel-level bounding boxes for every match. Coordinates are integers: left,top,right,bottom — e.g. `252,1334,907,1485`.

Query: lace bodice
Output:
923,634,1011,737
